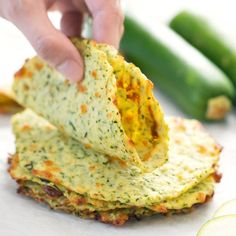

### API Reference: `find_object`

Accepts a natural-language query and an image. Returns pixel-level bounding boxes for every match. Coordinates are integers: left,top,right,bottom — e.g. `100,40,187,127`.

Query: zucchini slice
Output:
214,199,236,217
197,215,236,236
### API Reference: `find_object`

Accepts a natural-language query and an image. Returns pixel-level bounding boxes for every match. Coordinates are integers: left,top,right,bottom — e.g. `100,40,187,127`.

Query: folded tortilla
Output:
8,109,220,225
0,85,22,114
13,39,169,171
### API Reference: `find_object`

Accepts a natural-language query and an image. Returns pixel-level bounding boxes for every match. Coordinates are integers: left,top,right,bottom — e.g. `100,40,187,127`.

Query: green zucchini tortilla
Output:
9,110,220,206
9,39,222,225
12,175,216,225
12,39,169,172
8,109,220,225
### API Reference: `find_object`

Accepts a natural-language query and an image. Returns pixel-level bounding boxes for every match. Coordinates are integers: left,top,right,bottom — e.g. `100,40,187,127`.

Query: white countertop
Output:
0,1,236,235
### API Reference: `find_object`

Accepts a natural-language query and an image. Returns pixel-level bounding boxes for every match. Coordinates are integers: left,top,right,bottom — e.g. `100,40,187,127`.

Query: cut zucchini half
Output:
197,215,236,236
214,199,236,217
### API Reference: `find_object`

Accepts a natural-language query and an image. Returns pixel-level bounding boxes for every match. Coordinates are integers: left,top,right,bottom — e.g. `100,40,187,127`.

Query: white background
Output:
0,1,236,235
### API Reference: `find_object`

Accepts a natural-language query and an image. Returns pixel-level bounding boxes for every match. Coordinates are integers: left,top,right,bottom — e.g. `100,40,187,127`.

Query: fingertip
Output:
8,3,85,83
91,8,124,49
60,11,83,37
57,59,84,82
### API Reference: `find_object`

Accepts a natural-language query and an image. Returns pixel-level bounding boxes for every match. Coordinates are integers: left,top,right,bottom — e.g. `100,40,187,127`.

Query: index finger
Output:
84,0,124,48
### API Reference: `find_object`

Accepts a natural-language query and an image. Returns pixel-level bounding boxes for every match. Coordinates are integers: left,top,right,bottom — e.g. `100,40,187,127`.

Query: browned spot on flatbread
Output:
43,185,63,198
14,67,27,78
84,143,92,149
32,169,53,179
106,112,113,119
197,192,206,202
108,156,127,168
99,212,129,226
89,165,97,171
44,160,54,167
96,183,102,188
148,105,158,140
77,197,87,205
14,66,33,79
80,104,88,114
152,204,168,213
29,144,38,151
95,92,101,98
23,84,29,91
197,145,207,154
212,172,222,183
77,83,87,93
8,154,19,172
34,62,44,71
91,70,98,79
21,124,32,132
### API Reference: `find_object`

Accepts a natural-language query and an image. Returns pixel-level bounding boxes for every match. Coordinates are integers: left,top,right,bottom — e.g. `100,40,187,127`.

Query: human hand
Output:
0,0,124,82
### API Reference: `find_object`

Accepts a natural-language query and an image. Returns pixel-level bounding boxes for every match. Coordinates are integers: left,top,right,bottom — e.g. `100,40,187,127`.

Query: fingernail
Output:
57,60,83,82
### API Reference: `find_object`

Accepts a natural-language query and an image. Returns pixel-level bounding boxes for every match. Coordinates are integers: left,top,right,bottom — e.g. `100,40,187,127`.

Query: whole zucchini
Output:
170,11,236,89
120,16,235,120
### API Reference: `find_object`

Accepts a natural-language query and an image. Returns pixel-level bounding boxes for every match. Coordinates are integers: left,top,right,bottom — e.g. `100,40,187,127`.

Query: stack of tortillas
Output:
6,39,221,225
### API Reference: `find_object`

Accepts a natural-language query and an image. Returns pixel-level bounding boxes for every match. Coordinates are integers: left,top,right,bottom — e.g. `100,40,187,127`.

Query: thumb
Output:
7,5,83,82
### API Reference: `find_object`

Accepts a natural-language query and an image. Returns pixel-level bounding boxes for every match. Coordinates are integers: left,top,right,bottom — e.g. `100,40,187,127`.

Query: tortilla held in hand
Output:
9,39,222,225
12,39,169,171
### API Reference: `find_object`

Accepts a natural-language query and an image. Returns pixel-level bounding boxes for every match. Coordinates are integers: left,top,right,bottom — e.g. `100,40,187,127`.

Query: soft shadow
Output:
0,115,11,128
